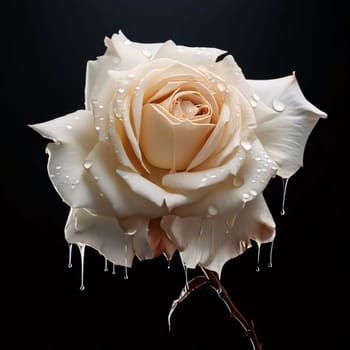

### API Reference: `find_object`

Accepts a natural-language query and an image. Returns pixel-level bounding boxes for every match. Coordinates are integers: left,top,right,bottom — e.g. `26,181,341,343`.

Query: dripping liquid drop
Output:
280,177,289,215
77,243,86,291
68,243,73,268
256,242,261,272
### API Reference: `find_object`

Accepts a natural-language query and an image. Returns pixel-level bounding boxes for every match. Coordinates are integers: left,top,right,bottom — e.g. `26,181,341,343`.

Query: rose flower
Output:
30,31,326,276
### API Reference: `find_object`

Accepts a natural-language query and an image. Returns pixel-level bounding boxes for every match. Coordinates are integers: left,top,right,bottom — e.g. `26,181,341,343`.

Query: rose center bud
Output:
140,84,216,172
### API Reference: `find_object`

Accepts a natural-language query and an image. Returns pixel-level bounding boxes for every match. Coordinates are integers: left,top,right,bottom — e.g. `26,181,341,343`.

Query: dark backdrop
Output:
2,1,346,349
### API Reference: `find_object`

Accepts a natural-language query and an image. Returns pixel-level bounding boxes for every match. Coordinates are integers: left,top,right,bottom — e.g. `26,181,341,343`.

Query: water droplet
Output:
142,49,152,58
71,184,76,190
216,82,226,92
126,228,137,236
74,115,80,120
65,175,70,179
124,39,131,46
272,99,285,112
83,160,92,169
77,243,86,291
55,165,62,170
249,189,258,197
95,126,101,131
241,140,252,151
207,205,218,217
118,87,125,94
67,243,73,268
104,257,108,272
167,259,171,269
252,93,260,101
280,177,289,215
249,99,257,108
66,124,73,130
127,73,135,79
242,193,250,201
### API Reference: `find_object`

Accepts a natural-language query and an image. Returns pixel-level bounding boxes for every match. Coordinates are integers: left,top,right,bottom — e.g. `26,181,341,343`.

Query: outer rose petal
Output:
85,31,158,108
161,194,275,276
65,208,135,267
29,110,114,216
66,208,155,266
249,74,327,178
154,40,226,67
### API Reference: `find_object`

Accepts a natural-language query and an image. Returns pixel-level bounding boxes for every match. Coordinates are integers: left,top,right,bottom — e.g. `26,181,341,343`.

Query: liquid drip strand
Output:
256,243,261,272
280,177,289,215
268,239,274,268
68,243,73,268
112,264,116,275
104,257,108,272
124,242,129,280
77,243,86,291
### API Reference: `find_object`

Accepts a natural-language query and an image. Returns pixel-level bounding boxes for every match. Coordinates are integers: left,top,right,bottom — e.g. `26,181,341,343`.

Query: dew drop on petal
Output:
142,49,152,58
55,165,62,170
241,140,252,151
249,99,257,108
126,228,137,236
272,99,285,112
124,39,131,46
216,82,226,92
207,205,218,217
252,93,260,101
118,88,125,94
249,189,258,197
66,124,73,130
83,160,92,169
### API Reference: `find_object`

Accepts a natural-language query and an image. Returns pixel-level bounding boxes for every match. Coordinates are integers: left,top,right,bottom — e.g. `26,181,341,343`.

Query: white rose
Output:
30,31,326,276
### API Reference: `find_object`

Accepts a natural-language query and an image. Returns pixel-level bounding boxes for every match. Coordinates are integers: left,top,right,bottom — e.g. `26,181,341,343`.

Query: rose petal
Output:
173,139,277,217
249,74,327,178
186,103,230,170
85,141,168,217
140,103,215,171
161,194,275,276
29,110,114,216
116,169,190,212
148,218,177,259
154,40,226,67
119,216,154,260
65,208,135,267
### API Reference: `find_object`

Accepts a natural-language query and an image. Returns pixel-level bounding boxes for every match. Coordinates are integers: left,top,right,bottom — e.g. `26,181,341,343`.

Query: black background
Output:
2,1,346,349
